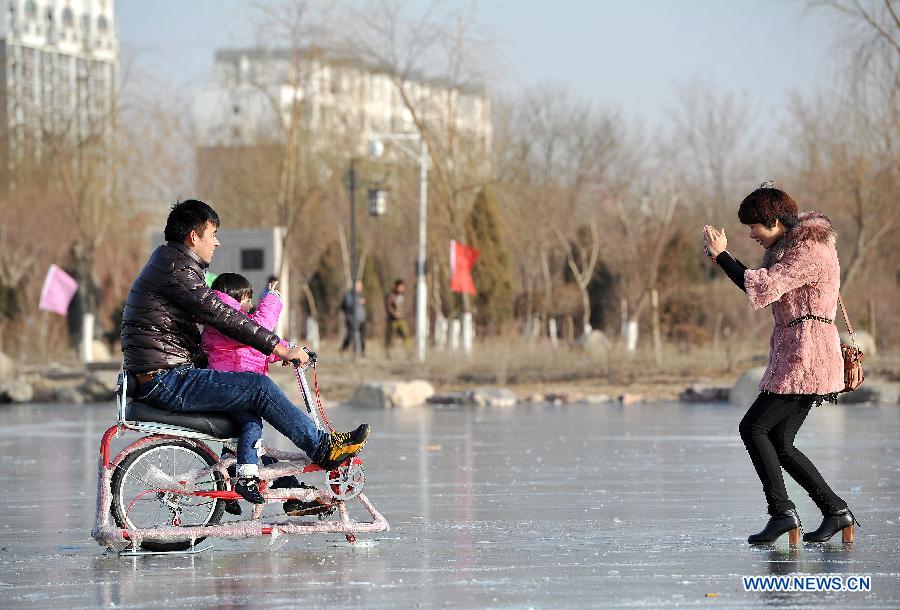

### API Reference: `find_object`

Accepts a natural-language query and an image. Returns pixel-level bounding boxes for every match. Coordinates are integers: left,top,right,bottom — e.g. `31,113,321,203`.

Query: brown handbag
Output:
837,295,864,392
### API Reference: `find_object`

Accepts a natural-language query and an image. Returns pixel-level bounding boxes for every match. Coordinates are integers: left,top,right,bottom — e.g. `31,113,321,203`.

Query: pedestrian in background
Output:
384,279,411,356
340,280,367,354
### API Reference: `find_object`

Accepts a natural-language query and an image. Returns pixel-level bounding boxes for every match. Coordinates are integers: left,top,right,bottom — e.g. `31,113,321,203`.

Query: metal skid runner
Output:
92,354,388,554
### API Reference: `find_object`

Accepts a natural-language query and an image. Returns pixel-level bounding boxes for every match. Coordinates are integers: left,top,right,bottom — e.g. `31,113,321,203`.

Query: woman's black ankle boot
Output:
803,508,859,543
748,509,802,544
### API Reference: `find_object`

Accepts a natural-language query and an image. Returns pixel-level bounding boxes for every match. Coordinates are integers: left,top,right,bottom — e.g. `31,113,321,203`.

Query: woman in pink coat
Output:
704,183,857,545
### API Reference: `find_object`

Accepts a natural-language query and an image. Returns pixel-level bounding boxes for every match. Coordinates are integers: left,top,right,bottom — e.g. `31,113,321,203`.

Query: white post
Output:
625,320,639,352
461,312,474,355
434,313,448,350
415,139,429,363
81,312,94,363
274,227,289,339
549,318,558,349
449,318,461,351
305,317,321,352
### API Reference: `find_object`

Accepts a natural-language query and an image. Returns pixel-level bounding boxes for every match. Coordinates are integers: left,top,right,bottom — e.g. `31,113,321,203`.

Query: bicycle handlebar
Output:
291,347,318,368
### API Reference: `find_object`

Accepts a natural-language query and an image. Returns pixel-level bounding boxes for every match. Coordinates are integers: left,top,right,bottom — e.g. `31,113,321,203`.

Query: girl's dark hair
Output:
738,187,799,229
211,272,252,302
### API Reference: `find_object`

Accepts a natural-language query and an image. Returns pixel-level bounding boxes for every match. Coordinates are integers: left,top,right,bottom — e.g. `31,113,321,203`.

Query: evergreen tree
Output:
464,187,515,333
308,240,346,336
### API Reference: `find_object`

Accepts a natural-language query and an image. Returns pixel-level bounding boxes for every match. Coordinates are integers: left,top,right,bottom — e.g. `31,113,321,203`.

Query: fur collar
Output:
762,211,837,268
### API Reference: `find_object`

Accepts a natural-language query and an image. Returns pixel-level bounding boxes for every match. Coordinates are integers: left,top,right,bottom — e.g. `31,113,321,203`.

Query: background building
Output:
193,47,492,154
0,0,118,181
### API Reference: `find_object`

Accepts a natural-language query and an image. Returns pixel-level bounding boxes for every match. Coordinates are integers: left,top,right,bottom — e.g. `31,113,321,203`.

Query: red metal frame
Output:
99,425,120,468
94,366,387,551
103,431,373,541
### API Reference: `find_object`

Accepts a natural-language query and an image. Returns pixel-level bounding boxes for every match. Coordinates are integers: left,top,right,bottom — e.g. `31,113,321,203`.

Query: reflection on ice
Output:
0,400,897,608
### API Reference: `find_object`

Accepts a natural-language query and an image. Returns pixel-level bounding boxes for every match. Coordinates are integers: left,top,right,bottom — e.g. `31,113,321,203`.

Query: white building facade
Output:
0,0,117,173
193,48,492,155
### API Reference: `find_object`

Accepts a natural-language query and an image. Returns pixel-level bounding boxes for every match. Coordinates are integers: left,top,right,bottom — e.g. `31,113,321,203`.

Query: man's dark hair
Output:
394,279,406,288
738,187,799,229
164,199,220,242
211,272,253,302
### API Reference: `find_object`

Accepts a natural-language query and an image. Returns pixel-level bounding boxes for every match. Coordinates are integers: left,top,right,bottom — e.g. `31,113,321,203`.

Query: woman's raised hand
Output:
703,225,728,258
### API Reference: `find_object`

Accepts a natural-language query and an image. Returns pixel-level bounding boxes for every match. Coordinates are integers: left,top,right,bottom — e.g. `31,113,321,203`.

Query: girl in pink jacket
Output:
202,273,333,518
705,183,855,546
203,275,285,377
202,273,286,506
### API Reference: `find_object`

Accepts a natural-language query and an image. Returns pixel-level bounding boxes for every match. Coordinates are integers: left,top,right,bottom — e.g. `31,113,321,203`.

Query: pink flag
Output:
38,264,79,316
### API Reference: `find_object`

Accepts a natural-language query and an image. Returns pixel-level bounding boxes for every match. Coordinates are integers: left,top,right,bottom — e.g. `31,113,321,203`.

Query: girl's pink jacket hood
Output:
201,290,285,375
743,211,844,395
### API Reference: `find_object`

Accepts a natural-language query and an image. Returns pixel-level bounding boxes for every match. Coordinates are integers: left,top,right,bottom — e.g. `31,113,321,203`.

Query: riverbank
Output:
3,342,898,406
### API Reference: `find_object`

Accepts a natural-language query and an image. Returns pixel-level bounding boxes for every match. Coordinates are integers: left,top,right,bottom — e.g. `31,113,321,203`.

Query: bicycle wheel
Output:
111,439,225,552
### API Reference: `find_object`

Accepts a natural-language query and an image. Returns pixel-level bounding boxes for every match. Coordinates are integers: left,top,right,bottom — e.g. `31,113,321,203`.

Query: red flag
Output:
450,240,480,295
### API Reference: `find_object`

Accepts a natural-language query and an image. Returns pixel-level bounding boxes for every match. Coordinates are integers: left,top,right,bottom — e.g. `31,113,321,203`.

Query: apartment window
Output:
241,249,265,271
62,8,74,28
97,15,108,34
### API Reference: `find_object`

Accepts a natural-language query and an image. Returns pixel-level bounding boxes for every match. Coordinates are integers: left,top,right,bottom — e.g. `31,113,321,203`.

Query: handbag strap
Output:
837,294,857,341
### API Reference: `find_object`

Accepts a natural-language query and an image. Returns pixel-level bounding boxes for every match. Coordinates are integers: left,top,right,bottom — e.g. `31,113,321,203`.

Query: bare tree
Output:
554,222,600,333
345,0,498,318
195,1,355,334
665,78,756,216
606,177,681,330
793,1,899,289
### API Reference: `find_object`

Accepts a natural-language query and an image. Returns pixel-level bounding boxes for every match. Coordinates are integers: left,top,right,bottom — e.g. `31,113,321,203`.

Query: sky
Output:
115,0,843,127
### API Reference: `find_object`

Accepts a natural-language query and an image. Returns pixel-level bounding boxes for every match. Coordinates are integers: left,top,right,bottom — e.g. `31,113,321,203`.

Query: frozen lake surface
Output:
0,398,898,608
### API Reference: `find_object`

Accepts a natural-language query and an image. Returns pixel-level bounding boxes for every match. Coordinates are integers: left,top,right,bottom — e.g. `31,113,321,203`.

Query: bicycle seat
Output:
125,401,239,438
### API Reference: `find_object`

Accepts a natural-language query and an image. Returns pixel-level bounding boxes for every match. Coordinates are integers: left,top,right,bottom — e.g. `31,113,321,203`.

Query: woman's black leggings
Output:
739,392,847,516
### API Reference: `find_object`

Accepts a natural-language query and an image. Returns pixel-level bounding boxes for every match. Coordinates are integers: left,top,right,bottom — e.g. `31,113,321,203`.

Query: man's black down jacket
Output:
121,242,280,373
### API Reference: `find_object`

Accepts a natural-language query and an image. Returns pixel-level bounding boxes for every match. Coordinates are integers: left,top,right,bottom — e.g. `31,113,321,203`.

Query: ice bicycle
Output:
91,352,388,554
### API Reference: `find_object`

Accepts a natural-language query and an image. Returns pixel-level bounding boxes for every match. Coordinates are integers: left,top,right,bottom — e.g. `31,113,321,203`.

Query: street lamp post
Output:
368,133,429,363
346,158,389,358
346,159,361,356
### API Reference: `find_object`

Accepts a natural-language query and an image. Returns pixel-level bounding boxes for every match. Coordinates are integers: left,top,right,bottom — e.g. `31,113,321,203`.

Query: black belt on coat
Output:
777,314,834,328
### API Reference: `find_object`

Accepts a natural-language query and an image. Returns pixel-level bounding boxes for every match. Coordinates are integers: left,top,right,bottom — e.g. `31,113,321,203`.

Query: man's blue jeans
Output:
135,365,328,464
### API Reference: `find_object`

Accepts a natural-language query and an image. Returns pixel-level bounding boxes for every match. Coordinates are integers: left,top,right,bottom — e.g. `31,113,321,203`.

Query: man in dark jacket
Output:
122,199,368,473
339,280,366,354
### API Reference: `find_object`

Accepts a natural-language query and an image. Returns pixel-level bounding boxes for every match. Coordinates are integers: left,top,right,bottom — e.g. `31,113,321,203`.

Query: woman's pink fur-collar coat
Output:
201,290,284,375
744,211,844,395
